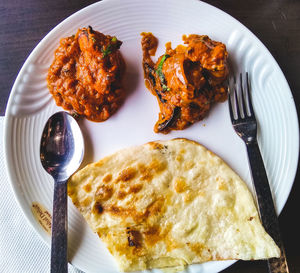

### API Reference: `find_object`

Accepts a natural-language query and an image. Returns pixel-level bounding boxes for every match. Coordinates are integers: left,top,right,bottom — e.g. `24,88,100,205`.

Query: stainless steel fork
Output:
228,73,289,273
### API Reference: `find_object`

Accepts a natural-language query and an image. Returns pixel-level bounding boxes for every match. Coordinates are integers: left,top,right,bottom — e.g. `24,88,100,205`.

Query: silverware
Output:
228,73,289,273
40,111,84,273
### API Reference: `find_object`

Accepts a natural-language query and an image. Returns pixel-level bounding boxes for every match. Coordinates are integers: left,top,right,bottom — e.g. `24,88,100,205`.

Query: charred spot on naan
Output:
173,177,188,193
95,184,114,201
116,167,137,182
127,228,143,247
103,173,113,183
92,201,104,215
138,158,167,182
83,183,92,193
115,184,143,200
129,184,143,194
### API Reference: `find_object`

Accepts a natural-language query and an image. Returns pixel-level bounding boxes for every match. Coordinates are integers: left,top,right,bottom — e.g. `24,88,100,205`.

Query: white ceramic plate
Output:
4,0,299,272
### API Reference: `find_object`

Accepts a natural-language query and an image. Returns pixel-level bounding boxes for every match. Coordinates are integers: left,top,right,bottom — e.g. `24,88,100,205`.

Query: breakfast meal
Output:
68,138,280,272
141,33,228,134
47,26,126,122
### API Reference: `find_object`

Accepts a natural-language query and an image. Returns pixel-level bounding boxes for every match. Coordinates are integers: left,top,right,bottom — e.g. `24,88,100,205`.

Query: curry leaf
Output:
156,54,170,91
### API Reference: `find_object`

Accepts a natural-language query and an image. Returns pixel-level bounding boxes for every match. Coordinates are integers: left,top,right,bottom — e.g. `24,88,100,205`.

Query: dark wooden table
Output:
0,0,299,272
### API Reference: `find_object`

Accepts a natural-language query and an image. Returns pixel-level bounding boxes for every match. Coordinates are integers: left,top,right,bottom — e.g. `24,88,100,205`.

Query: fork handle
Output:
246,142,289,273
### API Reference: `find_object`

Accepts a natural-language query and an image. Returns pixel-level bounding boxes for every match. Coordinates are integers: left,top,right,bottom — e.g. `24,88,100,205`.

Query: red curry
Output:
47,26,126,122
141,33,228,134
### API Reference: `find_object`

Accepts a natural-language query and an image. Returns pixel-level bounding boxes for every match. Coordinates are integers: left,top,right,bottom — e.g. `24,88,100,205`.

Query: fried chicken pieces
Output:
141,33,228,134
47,26,126,122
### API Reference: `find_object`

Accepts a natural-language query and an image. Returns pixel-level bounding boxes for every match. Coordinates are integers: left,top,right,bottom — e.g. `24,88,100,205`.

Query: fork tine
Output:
228,81,235,121
239,73,247,118
232,77,241,119
244,72,255,117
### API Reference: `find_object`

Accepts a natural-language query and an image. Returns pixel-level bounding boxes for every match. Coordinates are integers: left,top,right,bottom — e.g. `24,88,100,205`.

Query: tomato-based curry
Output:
47,26,126,122
141,33,228,134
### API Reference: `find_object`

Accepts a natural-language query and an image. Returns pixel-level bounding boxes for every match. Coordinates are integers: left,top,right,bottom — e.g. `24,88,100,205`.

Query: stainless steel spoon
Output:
40,111,84,273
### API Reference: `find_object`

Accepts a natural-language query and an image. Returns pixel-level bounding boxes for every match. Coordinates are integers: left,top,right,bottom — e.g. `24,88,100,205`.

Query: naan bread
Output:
68,138,280,272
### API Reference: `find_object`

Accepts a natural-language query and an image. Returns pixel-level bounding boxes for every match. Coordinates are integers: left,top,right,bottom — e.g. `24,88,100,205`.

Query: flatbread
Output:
68,138,280,272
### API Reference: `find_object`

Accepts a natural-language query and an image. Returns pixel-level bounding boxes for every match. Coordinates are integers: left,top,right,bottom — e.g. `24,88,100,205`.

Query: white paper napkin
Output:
0,117,83,273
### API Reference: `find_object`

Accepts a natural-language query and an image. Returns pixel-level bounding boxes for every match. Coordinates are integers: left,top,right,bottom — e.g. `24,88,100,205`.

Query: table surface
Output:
0,0,299,272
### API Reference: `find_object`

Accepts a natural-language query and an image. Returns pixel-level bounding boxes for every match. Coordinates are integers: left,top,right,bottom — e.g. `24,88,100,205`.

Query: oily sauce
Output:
47,26,126,122
141,32,228,134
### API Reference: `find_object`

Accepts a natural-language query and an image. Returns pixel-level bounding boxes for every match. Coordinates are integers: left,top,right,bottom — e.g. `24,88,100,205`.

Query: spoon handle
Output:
51,180,68,273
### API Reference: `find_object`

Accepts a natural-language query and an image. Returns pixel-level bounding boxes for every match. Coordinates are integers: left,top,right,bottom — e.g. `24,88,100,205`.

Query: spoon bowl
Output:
40,111,84,273
40,111,84,181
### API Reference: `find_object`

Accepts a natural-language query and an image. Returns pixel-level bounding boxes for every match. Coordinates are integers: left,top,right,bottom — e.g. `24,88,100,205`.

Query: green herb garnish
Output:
156,54,170,75
156,54,170,91
101,44,112,58
161,84,170,92
111,36,117,42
